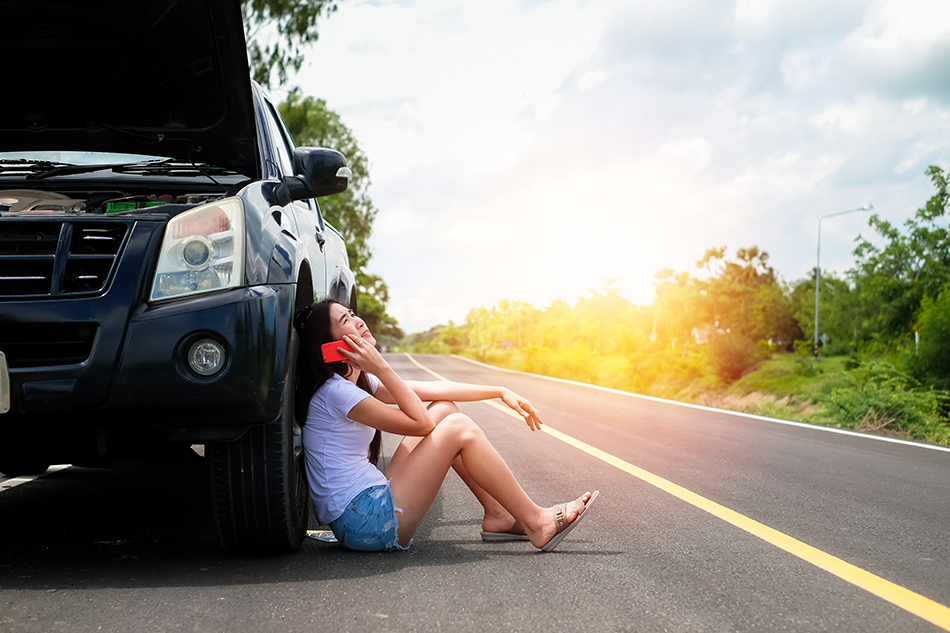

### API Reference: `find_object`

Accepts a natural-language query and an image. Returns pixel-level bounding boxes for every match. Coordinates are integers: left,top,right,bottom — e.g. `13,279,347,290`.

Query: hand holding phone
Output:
321,340,353,363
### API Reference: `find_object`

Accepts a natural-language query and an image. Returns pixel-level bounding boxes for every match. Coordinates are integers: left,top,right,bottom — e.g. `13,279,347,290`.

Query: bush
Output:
917,286,950,389
812,361,950,443
708,333,760,383
520,345,598,384
412,339,453,354
822,337,854,357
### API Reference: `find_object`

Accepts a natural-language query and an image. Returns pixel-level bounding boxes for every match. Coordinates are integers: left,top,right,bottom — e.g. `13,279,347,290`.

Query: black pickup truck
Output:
0,0,356,553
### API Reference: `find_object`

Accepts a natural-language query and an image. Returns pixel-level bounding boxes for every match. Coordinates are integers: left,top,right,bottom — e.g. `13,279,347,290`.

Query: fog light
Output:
188,338,225,376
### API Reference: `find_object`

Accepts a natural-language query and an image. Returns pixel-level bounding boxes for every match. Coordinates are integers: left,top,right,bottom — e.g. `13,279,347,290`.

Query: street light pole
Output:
814,204,873,358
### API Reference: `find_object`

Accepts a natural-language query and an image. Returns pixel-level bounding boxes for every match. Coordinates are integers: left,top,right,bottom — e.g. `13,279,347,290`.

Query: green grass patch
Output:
730,354,850,398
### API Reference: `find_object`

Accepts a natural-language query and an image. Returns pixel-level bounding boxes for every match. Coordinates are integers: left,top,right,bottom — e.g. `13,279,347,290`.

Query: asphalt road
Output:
2,353,949,632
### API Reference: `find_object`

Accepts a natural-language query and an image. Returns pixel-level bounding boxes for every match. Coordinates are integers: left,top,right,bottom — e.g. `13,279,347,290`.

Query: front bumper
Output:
0,284,295,440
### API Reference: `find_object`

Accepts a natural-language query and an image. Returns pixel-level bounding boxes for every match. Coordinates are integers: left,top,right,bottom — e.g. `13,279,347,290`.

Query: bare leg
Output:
452,454,518,533
387,402,515,533
384,411,588,548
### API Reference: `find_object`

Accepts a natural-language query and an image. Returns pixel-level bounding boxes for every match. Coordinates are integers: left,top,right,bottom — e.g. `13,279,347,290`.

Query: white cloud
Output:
780,49,830,90
809,97,881,136
577,70,609,92
660,138,713,175
835,0,950,101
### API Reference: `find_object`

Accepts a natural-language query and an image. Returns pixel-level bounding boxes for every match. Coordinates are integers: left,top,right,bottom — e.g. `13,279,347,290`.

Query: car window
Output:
268,102,299,162
261,101,294,176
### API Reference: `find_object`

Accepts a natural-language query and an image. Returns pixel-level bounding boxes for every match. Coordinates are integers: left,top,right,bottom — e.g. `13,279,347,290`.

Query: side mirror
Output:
294,148,351,197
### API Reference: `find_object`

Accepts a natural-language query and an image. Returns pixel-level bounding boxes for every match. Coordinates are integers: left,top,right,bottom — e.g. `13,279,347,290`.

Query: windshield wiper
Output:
114,160,238,176
0,160,73,175
25,162,136,180
8,158,235,190
20,158,233,180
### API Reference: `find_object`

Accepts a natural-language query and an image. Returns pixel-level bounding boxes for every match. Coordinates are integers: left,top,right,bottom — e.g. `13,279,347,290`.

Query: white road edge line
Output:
448,354,950,454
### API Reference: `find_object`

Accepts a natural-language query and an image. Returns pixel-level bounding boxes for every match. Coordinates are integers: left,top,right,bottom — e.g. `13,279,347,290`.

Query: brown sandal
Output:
541,490,599,552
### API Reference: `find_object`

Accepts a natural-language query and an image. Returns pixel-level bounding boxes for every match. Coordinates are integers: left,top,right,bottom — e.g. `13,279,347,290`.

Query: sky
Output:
282,0,950,335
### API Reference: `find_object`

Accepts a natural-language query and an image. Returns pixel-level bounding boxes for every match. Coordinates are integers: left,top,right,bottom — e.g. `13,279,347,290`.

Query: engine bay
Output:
0,189,225,216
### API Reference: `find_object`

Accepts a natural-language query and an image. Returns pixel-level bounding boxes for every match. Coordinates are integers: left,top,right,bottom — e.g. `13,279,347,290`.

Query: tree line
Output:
410,168,950,444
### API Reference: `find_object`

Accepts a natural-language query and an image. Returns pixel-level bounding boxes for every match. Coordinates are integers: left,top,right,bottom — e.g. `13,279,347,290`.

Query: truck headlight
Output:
150,198,245,301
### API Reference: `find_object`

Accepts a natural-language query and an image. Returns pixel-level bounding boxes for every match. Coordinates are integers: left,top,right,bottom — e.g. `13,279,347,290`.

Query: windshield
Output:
0,151,173,165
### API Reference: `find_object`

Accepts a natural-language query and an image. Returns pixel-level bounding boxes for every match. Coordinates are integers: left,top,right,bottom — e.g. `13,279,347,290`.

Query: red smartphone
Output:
321,340,353,363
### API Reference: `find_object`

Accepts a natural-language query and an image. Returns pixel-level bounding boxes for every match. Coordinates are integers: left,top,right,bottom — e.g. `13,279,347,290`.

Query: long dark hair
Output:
295,298,382,466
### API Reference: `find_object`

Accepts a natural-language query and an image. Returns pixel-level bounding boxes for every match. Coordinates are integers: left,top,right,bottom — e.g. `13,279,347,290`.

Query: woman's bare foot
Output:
526,491,595,550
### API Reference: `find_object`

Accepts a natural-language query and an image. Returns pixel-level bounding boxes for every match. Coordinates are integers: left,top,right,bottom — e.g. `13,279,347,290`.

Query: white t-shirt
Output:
302,373,387,525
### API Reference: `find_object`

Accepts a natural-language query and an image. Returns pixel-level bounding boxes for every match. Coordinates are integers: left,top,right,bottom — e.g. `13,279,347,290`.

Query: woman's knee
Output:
436,413,482,443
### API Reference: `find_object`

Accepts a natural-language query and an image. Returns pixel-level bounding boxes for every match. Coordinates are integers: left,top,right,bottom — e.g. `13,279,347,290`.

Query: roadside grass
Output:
728,355,950,446
730,355,852,399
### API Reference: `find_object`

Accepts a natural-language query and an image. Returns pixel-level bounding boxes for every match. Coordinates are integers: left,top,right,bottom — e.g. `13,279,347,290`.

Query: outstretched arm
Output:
374,380,543,431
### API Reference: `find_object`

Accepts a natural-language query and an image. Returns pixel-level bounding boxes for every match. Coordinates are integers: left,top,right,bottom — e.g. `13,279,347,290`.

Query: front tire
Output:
208,330,309,554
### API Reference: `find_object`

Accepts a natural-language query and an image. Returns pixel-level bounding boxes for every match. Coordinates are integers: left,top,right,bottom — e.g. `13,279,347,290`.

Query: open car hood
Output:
1,0,260,179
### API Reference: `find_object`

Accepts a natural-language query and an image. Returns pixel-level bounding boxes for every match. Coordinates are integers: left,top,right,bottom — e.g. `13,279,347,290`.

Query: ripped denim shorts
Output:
330,484,409,552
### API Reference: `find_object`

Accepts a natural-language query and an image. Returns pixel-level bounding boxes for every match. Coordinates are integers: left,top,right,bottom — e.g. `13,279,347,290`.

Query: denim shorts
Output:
330,484,409,552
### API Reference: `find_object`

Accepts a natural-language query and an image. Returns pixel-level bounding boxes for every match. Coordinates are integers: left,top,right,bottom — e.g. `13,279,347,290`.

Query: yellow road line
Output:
403,353,950,631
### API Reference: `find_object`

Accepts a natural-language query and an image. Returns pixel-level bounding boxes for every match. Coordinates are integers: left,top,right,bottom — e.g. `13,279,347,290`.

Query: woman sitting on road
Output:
295,298,598,552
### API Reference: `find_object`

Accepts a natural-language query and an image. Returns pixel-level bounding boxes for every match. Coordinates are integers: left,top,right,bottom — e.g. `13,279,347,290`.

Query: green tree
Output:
915,284,950,389
537,300,575,350
644,246,796,358
850,166,950,344
437,321,464,350
357,274,404,342
575,279,632,354
242,0,341,87
790,273,860,354
694,246,791,343
464,306,492,349
750,281,803,348
652,268,703,352
711,246,776,337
